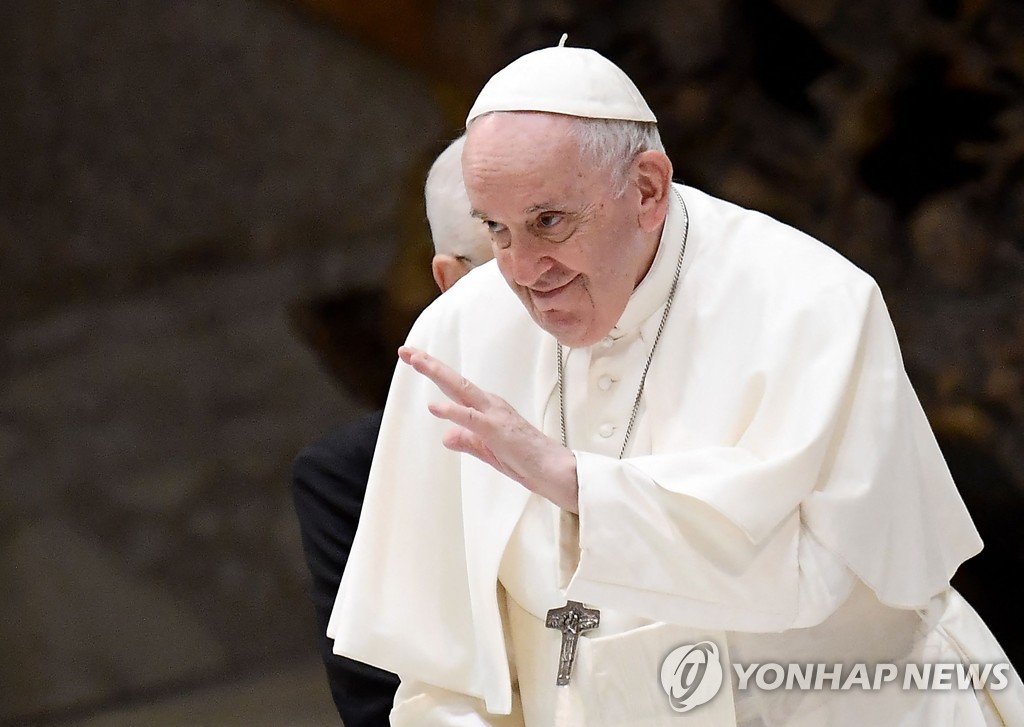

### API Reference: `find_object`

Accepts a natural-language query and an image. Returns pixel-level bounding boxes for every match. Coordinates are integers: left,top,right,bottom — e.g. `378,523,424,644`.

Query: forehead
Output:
464,112,578,159
462,113,607,214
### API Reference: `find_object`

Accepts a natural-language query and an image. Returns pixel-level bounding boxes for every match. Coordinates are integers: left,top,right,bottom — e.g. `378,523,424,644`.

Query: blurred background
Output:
1,0,1021,724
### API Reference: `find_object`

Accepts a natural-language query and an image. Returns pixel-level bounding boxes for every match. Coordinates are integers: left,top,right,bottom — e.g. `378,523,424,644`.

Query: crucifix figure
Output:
545,600,601,685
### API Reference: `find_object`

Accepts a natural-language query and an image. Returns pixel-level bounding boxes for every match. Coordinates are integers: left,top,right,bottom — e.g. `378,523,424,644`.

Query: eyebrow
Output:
470,203,563,220
524,202,559,214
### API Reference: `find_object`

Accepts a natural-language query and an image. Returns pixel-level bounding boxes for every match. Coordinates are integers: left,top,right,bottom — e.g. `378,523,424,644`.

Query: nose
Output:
506,232,551,287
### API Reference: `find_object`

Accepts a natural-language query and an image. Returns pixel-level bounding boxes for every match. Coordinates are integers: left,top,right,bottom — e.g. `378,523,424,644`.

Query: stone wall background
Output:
0,1,446,723
1,0,1021,724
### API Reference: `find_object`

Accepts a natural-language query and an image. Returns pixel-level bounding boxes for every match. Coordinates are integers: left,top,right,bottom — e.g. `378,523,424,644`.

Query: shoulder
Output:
422,260,519,320
681,185,880,317
406,260,536,355
292,410,384,480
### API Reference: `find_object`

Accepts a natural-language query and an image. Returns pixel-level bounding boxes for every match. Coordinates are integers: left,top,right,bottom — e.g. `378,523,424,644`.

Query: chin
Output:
535,313,599,348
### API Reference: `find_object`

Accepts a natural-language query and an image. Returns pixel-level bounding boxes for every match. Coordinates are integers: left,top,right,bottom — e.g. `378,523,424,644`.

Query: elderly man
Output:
292,135,493,725
328,41,1022,726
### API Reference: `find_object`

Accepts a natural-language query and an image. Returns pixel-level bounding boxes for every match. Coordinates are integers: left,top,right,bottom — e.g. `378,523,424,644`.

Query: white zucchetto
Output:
466,36,657,126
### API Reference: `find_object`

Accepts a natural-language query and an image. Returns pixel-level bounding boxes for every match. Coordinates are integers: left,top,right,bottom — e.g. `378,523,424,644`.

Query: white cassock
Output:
327,184,1024,726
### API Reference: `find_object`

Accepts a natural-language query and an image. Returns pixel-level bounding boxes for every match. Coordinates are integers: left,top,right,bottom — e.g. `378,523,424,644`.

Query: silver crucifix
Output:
545,600,601,685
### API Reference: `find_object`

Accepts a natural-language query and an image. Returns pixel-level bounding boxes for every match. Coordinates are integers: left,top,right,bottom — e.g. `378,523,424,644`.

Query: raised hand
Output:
398,346,579,512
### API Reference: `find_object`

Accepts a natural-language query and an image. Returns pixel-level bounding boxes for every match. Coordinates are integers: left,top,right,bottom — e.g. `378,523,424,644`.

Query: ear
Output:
431,254,472,293
632,150,674,233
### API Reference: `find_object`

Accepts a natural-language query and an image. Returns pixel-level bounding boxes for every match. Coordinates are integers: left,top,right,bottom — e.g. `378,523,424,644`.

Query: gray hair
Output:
424,135,493,264
568,118,665,197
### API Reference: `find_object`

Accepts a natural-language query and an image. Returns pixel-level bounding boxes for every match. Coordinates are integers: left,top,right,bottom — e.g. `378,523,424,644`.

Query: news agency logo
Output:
659,641,725,712
730,661,1012,692
659,641,1012,713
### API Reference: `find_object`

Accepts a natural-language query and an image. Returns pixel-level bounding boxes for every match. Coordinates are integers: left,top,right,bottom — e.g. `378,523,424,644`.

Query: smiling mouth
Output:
529,277,577,301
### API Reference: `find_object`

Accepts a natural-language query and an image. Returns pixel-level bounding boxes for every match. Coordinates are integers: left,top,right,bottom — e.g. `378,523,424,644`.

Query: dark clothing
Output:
292,410,399,726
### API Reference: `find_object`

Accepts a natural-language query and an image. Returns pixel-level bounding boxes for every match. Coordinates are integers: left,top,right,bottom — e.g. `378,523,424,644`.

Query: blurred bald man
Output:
291,135,493,726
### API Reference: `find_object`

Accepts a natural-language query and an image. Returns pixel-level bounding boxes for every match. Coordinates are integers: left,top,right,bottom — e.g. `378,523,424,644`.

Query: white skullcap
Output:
466,35,657,126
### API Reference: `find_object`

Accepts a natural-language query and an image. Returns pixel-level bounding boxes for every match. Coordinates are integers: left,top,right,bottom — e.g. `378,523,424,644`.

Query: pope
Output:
328,38,1023,726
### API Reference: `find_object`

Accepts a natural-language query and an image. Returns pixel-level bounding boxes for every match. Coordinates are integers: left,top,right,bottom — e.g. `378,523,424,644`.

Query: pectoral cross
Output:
545,600,601,686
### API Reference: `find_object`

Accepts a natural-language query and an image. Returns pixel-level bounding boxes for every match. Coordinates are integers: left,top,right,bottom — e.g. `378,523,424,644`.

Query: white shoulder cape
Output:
327,185,982,714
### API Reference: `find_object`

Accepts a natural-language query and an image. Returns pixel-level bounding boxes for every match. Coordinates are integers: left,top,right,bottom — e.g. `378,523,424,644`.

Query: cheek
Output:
588,241,641,308
493,251,520,288
587,237,630,278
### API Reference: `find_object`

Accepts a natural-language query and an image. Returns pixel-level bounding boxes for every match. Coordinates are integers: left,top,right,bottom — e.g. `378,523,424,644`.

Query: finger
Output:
427,400,492,435
400,347,490,409
441,428,502,472
397,345,420,364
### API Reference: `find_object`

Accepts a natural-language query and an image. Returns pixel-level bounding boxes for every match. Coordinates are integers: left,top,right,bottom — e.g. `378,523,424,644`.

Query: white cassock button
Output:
600,336,614,349
598,423,615,438
597,375,613,391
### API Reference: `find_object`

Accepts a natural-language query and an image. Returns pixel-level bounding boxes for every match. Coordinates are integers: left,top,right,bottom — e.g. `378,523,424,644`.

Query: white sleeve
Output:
564,283,960,631
390,679,524,727
566,469,857,633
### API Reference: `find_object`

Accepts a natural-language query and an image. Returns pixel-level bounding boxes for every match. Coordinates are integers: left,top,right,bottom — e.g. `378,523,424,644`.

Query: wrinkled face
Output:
462,113,655,348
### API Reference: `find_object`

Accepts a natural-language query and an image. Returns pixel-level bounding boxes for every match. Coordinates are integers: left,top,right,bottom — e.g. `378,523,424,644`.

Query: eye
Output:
484,220,507,234
537,213,563,228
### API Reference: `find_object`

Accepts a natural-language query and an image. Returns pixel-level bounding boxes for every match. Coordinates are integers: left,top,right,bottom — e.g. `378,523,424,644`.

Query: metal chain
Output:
558,188,689,458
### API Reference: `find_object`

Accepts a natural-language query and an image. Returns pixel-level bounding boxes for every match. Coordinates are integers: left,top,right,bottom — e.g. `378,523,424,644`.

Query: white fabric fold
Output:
328,184,990,718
